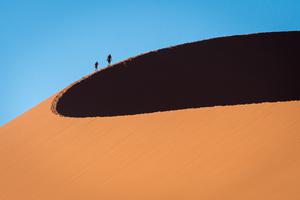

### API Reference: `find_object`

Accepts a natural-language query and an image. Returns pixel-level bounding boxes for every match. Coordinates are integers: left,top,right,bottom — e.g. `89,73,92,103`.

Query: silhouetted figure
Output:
94,61,99,71
107,54,112,66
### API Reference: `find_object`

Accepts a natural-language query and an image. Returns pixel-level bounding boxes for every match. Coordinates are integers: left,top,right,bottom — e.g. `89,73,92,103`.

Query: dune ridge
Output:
54,31,300,117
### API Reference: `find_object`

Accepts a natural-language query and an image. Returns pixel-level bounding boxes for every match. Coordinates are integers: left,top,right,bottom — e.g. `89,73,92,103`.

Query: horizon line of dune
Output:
54,31,300,118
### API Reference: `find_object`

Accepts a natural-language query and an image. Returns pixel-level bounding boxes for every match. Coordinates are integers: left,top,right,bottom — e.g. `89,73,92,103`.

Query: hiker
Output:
107,54,112,66
94,61,99,71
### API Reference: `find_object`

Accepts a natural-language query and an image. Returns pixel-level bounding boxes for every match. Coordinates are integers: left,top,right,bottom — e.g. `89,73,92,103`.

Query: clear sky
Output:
1,0,300,125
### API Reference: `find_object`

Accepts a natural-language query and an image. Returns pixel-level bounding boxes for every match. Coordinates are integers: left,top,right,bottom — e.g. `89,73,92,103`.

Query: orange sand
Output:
1,97,299,200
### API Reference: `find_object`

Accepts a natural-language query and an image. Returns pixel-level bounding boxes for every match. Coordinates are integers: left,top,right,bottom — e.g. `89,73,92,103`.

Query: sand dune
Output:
1,99,300,200
1,31,300,200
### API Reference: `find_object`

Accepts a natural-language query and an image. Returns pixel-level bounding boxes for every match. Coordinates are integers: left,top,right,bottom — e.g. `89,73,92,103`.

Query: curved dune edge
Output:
52,31,300,117
51,32,198,116
51,72,95,116
51,51,160,116
52,82,299,118
50,45,187,117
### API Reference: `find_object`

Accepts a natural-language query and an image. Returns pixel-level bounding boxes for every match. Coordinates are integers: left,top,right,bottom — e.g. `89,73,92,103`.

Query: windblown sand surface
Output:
1,99,300,200
1,31,300,199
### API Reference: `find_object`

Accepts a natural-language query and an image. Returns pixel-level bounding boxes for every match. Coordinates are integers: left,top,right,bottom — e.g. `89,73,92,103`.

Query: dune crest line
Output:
53,31,300,117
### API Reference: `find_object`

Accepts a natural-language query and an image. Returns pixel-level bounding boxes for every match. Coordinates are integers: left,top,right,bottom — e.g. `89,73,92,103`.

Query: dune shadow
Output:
55,31,300,117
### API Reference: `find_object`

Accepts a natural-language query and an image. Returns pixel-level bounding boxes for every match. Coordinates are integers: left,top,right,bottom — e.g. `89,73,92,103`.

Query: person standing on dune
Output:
107,54,112,66
94,61,99,71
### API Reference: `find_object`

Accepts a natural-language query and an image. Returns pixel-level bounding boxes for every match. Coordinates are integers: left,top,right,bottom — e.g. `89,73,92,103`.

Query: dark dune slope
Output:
56,31,300,117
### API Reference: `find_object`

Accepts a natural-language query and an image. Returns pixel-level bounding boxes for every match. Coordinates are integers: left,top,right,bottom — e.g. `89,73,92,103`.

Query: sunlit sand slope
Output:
1,98,299,200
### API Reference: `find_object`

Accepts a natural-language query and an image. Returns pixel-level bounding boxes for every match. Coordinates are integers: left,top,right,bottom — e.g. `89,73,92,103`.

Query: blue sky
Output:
0,0,300,125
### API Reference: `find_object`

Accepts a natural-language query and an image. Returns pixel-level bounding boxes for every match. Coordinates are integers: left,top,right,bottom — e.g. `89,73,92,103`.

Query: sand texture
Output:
1,99,300,200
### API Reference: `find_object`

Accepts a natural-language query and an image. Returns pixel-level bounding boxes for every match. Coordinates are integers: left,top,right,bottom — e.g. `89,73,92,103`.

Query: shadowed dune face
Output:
56,31,300,117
